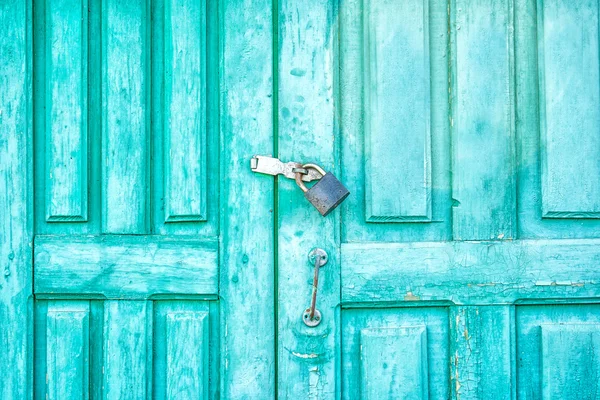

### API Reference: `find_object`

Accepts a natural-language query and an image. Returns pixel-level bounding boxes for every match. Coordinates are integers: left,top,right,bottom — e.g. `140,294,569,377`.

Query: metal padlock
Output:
295,164,350,216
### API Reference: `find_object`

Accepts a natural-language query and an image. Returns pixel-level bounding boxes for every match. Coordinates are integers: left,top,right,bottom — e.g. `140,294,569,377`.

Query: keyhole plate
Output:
302,308,322,327
308,248,328,267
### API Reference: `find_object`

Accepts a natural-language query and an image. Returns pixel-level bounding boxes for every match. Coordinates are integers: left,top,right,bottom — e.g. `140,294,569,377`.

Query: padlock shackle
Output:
295,172,309,193
295,163,326,193
302,163,327,176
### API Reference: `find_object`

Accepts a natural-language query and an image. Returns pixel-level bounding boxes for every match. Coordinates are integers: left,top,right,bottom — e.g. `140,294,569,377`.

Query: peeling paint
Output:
404,291,420,301
292,351,319,359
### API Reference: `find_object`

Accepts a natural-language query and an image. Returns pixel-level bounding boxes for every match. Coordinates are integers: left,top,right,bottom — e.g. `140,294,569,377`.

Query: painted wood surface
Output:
43,0,88,223
517,304,600,398
101,0,149,234
451,0,516,240
0,1,33,398
219,0,276,398
4,0,600,397
277,0,340,397
343,239,600,305
34,300,217,399
342,307,450,399
151,0,219,236
364,0,431,222
537,0,600,218
337,1,600,398
516,0,600,238
341,0,452,243
34,236,218,298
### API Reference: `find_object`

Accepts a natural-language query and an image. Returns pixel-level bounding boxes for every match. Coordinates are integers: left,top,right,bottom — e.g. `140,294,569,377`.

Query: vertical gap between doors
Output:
272,0,280,396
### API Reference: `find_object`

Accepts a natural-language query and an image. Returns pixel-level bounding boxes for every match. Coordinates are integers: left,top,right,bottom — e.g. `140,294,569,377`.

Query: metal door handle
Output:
302,248,327,327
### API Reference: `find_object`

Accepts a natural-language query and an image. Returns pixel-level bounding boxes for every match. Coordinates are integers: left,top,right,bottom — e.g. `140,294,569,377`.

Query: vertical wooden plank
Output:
360,326,428,399
220,0,275,398
451,0,516,240
0,0,33,397
44,0,88,222
538,0,600,218
46,302,90,400
103,301,148,399
102,0,149,234
163,0,207,223
278,0,340,397
165,312,208,398
450,306,514,400
364,0,432,222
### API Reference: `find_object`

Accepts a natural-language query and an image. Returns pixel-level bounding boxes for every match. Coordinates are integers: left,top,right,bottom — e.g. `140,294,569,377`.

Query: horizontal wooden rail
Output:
342,239,600,305
35,236,218,299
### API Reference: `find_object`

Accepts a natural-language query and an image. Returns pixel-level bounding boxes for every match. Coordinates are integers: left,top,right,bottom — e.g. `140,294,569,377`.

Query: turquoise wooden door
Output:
1,0,277,398
3,0,600,399
275,0,600,399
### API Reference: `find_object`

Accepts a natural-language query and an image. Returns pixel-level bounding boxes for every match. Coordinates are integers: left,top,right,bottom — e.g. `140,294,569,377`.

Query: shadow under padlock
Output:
293,164,350,216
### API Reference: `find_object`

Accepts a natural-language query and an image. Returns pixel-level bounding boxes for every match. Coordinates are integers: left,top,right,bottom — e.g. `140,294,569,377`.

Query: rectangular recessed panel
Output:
46,304,89,400
45,0,88,222
103,301,148,399
342,307,449,399
164,0,207,222
166,312,209,398
364,0,431,222
360,326,428,399
538,0,600,218
102,0,149,233
452,0,515,240
541,324,600,399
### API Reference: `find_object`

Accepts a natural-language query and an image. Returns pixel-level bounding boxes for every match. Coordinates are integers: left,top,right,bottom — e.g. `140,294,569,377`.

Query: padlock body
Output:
304,172,350,216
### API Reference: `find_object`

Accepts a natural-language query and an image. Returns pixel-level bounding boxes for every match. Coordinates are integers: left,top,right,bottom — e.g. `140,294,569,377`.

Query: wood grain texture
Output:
451,0,516,240
450,306,514,399
516,0,600,238
277,0,340,397
44,0,88,222
541,324,600,399
163,0,207,223
538,0,600,218
343,239,600,305
33,0,102,235
219,0,276,397
342,307,450,399
101,0,149,234
46,303,89,400
153,301,217,399
165,312,208,398
364,0,432,222
0,0,33,397
340,0,451,242
103,301,149,399
360,326,429,399
150,0,218,236
34,236,218,298
516,304,600,398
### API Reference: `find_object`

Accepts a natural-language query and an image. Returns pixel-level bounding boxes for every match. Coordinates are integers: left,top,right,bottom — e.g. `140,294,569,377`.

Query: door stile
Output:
220,0,277,398
277,0,341,397
0,0,34,398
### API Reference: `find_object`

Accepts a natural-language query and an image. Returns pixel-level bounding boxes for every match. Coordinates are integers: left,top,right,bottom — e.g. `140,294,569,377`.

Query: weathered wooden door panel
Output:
333,0,600,398
5,0,600,397
34,300,219,399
